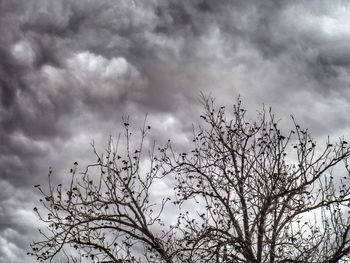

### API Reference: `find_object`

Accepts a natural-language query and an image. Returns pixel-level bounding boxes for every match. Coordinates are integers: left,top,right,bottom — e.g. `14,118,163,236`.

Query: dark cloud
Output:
0,50,24,109
1,1,350,262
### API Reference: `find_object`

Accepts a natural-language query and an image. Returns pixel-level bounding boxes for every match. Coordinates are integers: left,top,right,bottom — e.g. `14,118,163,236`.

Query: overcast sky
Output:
2,1,350,262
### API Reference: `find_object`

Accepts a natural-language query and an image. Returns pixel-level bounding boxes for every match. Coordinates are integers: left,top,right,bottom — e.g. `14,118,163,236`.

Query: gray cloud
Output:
1,0,350,262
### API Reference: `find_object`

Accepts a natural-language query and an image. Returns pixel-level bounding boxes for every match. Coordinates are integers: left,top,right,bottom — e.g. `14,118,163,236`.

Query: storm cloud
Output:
1,1,350,262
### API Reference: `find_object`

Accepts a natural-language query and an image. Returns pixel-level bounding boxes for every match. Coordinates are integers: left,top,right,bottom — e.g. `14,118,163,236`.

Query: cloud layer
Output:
2,1,350,262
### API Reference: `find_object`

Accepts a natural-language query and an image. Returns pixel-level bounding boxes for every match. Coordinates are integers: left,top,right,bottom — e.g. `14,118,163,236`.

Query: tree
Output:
30,97,350,263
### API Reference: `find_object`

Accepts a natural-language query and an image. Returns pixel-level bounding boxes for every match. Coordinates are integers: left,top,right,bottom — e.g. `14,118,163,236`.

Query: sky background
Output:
1,0,350,262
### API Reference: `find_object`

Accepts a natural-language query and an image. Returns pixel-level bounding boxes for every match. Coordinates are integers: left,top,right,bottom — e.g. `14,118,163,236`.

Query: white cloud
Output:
65,51,145,99
11,40,36,66
280,2,350,39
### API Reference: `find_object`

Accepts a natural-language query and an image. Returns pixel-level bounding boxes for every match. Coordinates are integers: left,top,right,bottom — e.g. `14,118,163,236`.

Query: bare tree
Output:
30,97,350,263
29,119,178,263
164,96,350,263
